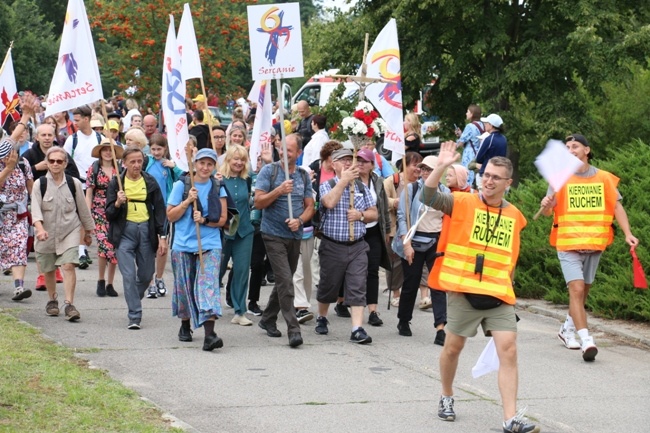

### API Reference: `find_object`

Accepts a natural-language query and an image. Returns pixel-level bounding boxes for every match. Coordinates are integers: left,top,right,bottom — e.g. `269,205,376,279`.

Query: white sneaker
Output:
231,314,253,326
581,336,598,362
558,325,581,350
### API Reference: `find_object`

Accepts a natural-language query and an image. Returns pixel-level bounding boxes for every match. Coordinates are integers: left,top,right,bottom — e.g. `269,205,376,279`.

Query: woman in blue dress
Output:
455,104,484,188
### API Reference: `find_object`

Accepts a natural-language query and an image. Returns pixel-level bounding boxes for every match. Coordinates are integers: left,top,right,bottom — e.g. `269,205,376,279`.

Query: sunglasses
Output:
48,159,65,165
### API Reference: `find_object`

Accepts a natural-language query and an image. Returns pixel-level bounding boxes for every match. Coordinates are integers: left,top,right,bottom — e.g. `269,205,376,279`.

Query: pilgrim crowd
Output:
1,90,639,433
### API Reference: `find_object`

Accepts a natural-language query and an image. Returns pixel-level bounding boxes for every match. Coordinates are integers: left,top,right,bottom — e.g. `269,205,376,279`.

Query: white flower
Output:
342,117,368,136
373,118,388,133
355,101,375,114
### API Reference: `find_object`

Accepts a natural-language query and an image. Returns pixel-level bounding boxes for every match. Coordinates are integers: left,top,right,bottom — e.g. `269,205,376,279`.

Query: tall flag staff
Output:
329,36,396,240
177,3,218,157
0,41,20,130
247,2,305,219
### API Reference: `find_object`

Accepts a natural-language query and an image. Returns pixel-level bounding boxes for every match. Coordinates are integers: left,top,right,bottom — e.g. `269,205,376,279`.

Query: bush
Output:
509,139,650,321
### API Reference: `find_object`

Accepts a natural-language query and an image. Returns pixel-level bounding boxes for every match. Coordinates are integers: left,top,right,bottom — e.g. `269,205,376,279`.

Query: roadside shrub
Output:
509,139,650,321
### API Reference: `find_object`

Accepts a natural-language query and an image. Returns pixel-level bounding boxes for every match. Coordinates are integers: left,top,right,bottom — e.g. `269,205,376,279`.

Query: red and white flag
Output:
248,80,273,171
365,18,405,162
162,15,190,172
45,0,103,116
177,3,203,81
0,46,20,127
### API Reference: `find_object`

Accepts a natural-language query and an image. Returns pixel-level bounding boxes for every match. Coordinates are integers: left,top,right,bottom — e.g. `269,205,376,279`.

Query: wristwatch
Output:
298,217,304,226
160,236,167,239
203,216,210,225
360,211,365,222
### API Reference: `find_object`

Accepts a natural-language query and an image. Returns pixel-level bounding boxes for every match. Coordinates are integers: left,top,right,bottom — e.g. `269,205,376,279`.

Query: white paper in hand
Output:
534,140,583,192
472,337,499,378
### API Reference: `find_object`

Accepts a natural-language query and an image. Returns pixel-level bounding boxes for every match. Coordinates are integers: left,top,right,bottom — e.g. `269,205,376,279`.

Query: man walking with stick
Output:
254,133,314,348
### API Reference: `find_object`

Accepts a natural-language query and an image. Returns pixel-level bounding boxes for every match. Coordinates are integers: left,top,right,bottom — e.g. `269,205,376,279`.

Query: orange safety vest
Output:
550,169,618,252
429,193,527,305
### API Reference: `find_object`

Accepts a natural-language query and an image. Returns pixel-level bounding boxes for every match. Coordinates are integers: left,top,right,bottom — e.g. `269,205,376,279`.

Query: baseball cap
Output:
357,148,374,163
480,113,503,128
194,148,218,163
418,155,438,170
192,94,206,103
107,120,119,131
107,110,122,119
566,133,592,159
332,148,353,161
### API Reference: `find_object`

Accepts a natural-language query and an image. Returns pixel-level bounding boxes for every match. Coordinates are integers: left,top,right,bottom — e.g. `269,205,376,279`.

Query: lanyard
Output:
480,194,503,250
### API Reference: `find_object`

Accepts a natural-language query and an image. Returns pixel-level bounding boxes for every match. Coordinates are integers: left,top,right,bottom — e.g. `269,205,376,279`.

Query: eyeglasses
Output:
336,157,353,164
48,159,65,165
213,136,226,140
482,173,509,182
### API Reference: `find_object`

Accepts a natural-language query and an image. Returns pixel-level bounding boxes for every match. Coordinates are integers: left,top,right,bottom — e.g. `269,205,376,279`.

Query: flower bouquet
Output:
340,101,388,149
422,120,441,139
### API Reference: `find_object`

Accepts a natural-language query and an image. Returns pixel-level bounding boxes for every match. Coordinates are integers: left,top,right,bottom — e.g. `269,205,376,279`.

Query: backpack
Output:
71,131,102,159
39,175,80,216
179,175,239,234
469,121,485,155
267,161,311,223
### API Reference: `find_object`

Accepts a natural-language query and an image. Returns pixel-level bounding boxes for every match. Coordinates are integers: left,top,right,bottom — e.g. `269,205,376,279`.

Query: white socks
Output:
577,328,589,341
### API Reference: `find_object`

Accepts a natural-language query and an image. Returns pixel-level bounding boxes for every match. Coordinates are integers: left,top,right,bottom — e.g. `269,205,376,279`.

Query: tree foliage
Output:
87,0,257,109
303,0,650,181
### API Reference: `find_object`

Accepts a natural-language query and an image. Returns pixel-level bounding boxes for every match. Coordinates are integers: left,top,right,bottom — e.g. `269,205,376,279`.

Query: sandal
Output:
390,297,400,307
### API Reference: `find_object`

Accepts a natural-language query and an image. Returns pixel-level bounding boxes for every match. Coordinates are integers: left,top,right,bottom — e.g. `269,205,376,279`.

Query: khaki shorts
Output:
446,292,517,337
36,247,79,273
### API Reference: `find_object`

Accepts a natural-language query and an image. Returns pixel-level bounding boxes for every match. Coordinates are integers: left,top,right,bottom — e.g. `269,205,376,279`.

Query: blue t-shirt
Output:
476,132,507,175
167,179,227,253
147,159,167,204
255,162,312,240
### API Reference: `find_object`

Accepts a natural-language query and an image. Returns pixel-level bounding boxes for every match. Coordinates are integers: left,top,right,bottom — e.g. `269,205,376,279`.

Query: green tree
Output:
304,0,650,182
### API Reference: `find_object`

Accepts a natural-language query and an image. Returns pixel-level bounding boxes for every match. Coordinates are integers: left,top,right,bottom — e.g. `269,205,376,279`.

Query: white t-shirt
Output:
122,108,142,132
63,130,102,181
301,129,329,171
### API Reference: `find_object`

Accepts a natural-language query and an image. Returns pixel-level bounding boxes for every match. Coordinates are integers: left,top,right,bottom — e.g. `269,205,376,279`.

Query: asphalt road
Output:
2,257,649,433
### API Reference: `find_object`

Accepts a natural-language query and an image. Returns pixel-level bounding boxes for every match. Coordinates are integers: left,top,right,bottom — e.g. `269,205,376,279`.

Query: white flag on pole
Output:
365,18,405,162
534,139,584,192
0,47,20,127
178,3,203,81
45,0,103,116
248,80,273,172
162,15,190,172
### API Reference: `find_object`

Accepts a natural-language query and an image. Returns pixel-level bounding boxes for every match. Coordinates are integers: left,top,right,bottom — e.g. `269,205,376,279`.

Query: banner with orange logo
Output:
365,19,405,161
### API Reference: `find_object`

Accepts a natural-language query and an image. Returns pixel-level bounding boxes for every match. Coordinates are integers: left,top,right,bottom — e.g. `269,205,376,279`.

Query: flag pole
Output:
100,100,123,192
185,143,205,273
276,75,293,219
0,41,14,77
198,78,219,157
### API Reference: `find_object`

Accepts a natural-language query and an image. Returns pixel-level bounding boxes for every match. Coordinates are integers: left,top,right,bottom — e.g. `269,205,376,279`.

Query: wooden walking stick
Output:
185,144,204,273
100,100,123,191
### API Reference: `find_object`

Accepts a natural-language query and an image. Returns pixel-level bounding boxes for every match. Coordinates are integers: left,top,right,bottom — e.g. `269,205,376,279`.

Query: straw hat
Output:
91,137,124,159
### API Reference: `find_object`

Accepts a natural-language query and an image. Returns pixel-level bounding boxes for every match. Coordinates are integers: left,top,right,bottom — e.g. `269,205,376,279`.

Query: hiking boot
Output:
350,327,372,344
315,316,329,335
247,303,263,316
155,278,167,297
438,396,456,421
35,275,46,291
55,268,64,283
581,336,598,362
96,280,106,297
46,299,59,316
434,329,446,346
397,320,412,337
258,320,282,337
334,302,351,318
64,304,80,322
78,255,90,270
288,332,303,348
296,309,314,324
503,407,540,433
106,284,118,297
558,324,580,350
178,322,193,342
146,282,157,299
203,332,223,351
12,287,32,301
368,311,384,327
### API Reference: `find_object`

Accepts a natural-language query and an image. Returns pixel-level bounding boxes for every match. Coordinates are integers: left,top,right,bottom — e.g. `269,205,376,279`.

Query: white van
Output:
283,69,359,109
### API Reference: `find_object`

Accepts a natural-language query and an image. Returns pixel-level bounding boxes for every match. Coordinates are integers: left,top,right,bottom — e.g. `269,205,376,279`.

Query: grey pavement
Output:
2,255,650,433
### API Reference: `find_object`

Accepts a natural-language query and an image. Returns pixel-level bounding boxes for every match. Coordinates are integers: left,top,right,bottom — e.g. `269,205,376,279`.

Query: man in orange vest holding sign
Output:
540,134,638,362
422,140,538,433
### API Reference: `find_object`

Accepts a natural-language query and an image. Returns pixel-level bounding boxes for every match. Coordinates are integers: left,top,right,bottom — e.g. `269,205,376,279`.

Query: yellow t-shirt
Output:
124,176,149,223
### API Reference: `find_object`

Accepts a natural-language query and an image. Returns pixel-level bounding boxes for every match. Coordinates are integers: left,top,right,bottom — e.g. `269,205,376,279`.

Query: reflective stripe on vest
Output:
430,193,526,305
550,170,618,252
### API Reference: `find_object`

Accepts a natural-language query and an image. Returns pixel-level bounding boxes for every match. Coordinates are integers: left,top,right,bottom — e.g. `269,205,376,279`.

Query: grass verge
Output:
0,309,182,432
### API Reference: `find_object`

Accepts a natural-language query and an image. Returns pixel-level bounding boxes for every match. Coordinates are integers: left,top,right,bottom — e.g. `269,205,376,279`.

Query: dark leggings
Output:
364,225,382,305
248,230,268,303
